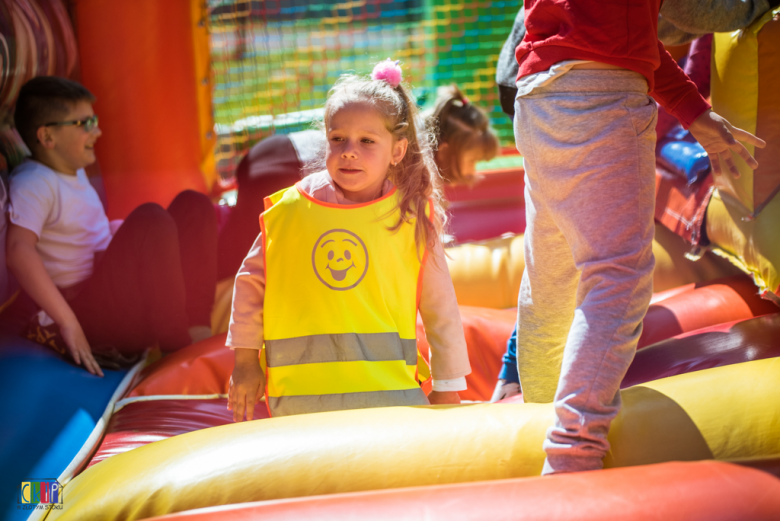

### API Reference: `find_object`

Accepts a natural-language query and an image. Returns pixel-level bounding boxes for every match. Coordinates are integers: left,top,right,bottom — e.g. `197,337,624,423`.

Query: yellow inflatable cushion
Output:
706,8,780,300
706,189,780,301
444,224,740,309
51,357,780,520
710,7,780,217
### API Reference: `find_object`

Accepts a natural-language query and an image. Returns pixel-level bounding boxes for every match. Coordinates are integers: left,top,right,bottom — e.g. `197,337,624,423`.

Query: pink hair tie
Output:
461,95,470,106
371,59,403,88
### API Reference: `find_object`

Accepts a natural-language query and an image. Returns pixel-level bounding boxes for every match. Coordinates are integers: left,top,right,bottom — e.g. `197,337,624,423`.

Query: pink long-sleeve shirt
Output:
226,171,472,385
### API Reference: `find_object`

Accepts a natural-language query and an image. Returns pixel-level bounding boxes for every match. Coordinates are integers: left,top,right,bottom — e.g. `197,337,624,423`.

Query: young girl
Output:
227,60,472,420
216,84,498,280
425,84,499,184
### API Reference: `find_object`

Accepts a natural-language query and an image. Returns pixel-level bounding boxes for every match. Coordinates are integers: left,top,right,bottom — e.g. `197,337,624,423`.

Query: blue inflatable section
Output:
0,336,127,521
656,126,711,185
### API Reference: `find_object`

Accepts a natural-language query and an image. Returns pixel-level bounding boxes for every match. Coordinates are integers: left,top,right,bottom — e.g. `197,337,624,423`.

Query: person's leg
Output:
166,190,217,329
70,203,192,353
499,324,519,384
515,71,657,474
490,323,522,402
513,158,580,404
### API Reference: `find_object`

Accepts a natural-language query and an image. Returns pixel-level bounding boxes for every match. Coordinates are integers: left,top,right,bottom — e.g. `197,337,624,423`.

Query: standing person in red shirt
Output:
512,0,766,474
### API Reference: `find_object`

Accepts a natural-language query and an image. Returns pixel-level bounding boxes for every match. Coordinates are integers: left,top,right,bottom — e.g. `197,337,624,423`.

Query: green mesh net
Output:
210,0,520,179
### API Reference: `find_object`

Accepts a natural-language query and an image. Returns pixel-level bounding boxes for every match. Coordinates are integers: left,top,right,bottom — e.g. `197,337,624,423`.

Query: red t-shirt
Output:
515,0,710,128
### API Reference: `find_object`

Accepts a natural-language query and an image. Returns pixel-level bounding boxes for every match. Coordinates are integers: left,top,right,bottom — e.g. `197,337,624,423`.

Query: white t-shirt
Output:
8,159,112,288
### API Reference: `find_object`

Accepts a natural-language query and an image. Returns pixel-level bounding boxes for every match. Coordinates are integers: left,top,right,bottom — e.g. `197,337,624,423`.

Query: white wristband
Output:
431,376,467,392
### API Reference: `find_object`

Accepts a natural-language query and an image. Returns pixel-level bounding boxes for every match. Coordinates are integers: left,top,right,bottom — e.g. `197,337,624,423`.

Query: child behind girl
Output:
227,60,471,420
425,84,499,184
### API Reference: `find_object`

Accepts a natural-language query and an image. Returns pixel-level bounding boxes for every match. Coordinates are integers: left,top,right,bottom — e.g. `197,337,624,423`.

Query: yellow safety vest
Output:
260,183,430,416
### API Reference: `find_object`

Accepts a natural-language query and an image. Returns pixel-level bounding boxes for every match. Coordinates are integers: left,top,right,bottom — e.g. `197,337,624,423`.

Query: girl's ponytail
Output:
387,79,446,256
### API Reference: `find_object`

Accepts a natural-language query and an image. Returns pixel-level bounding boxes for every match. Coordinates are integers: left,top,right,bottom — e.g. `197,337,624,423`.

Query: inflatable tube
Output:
140,461,780,521
92,312,780,469
626,313,780,387
442,168,525,244
49,358,780,520
638,275,778,348
445,224,742,309
87,398,243,470
126,333,231,398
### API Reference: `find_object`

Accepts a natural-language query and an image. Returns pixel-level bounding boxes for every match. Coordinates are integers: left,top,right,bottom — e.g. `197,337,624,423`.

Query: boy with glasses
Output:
4,76,217,374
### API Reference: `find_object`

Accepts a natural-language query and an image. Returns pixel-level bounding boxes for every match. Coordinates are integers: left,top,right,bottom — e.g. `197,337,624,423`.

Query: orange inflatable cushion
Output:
142,461,780,521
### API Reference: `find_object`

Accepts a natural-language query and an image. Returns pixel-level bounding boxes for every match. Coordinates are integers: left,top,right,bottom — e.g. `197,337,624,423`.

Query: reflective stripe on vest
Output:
261,183,429,416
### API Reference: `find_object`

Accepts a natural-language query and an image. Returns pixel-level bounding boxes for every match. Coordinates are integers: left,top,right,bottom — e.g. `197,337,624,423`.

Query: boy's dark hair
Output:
13,76,96,150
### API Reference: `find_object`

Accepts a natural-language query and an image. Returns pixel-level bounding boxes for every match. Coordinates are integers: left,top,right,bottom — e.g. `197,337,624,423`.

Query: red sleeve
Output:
650,40,711,129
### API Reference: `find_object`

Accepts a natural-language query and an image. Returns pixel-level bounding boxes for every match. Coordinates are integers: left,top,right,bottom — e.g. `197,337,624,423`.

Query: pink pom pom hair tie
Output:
371,59,403,88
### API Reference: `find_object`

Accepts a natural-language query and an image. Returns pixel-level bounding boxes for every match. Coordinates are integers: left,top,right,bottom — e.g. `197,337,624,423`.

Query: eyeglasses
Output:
44,115,99,132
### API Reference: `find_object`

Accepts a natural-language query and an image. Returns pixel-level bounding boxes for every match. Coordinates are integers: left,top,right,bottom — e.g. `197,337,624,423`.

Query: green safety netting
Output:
209,0,520,178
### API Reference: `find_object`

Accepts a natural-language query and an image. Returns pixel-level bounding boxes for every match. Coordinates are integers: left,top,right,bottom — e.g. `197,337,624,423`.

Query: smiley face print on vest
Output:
312,229,369,290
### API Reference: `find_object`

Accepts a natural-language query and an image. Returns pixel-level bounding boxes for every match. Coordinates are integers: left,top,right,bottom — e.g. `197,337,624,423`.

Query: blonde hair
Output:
426,84,500,184
318,69,446,255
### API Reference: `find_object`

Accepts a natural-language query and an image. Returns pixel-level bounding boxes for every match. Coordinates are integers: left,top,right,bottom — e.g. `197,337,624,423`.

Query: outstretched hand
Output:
688,109,767,178
228,348,265,422
60,319,104,377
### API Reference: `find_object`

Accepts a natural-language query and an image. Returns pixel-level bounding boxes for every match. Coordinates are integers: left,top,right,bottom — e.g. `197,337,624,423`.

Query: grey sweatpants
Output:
513,70,657,474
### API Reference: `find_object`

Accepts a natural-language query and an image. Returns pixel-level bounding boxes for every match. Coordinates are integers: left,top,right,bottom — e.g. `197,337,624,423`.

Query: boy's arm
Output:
652,42,767,177
650,41,711,129
6,224,103,376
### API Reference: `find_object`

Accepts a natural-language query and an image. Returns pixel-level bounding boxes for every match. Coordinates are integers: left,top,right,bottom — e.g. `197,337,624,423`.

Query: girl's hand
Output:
228,348,265,422
688,109,766,179
427,390,461,405
60,319,104,377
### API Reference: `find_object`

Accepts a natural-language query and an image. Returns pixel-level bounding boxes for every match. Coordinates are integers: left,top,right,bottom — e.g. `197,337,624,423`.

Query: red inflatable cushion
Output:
638,275,778,349
128,333,231,397
624,313,780,388
443,168,525,243
141,461,780,521
500,312,780,403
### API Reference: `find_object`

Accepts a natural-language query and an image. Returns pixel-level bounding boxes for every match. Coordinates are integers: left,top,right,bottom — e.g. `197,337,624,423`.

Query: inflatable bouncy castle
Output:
1,2,780,521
